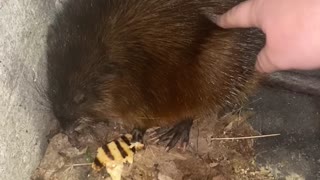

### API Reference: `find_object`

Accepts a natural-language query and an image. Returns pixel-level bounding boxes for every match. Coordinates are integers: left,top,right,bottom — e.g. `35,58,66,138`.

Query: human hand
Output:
215,0,320,73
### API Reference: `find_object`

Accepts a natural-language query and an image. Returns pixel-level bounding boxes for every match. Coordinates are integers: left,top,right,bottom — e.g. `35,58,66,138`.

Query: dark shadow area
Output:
248,76,320,179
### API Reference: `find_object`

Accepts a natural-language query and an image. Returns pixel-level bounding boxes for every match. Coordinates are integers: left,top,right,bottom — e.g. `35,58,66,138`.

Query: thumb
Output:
255,47,277,73
216,0,260,28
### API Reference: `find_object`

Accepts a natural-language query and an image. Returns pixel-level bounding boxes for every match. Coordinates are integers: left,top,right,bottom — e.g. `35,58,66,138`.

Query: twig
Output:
196,119,200,153
69,163,92,167
211,134,280,140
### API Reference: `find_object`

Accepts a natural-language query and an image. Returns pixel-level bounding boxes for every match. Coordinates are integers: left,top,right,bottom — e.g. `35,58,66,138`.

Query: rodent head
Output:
46,27,116,130
48,55,117,131
51,87,91,130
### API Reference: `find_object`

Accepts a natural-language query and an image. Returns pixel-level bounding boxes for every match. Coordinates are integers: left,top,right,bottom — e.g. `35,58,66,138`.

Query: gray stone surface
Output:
0,0,56,179
248,80,320,179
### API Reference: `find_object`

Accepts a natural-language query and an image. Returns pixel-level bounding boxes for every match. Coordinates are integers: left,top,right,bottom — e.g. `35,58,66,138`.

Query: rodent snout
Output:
53,103,80,130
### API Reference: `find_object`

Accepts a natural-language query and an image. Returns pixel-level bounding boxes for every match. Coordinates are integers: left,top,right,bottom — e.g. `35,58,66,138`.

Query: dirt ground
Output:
31,108,276,180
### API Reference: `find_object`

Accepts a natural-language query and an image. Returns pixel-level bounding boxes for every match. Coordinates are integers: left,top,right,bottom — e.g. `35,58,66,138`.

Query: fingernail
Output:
255,61,265,73
255,66,268,74
210,14,218,24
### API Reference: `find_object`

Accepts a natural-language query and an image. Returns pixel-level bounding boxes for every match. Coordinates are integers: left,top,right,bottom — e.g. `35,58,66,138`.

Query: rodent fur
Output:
46,0,264,132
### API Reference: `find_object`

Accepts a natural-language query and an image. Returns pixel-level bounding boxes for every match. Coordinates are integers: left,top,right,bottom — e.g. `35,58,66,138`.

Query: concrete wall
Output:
0,0,57,179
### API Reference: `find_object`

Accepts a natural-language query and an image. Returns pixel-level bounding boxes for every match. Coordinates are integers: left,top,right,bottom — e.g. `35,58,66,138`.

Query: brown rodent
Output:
46,0,264,149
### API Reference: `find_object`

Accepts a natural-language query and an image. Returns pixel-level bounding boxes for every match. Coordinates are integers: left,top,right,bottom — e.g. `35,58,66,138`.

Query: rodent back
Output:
46,0,264,130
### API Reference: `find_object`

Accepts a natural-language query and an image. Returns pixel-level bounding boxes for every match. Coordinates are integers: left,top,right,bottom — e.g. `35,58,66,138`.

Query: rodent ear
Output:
73,92,86,104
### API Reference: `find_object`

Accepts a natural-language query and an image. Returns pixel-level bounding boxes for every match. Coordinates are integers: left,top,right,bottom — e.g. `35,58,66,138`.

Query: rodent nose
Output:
53,104,78,128
59,118,75,131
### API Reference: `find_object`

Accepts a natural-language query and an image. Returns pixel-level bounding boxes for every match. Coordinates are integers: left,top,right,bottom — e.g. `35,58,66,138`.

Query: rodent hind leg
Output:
149,118,193,152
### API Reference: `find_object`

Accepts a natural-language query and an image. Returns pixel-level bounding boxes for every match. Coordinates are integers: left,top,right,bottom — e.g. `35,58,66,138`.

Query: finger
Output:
255,47,277,73
216,0,259,28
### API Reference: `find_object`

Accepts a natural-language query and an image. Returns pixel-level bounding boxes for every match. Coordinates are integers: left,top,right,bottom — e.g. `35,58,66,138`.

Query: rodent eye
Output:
73,93,86,104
